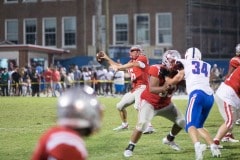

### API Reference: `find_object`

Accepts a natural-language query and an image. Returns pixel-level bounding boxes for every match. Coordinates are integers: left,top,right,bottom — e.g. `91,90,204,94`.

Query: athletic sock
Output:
167,131,175,141
126,142,135,151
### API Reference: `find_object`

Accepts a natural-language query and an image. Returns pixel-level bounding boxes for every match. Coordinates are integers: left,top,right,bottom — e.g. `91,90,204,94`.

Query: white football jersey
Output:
178,59,213,95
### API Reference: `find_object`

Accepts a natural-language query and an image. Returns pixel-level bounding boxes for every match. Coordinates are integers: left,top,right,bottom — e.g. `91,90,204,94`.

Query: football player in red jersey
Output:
98,45,155,134
123,50,186,157
213,66,240,146
31,86,103,160
219,44,240,143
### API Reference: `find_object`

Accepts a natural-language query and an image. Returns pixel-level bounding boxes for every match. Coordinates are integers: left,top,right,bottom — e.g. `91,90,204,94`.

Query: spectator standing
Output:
73,65,82,86
43,67,53,97
29,68,40,97
52,66,62,97
64,70,74,89
0,68,9,96
82,67,92,87
105,67,114,96
113,69,125,95
11,66,21,96
97,67,107,95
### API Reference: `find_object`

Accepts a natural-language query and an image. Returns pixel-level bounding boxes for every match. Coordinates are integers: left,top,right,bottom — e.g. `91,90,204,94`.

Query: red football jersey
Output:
225,66,240,98
128,55,149,90
31,126,87,160
141,64,176,109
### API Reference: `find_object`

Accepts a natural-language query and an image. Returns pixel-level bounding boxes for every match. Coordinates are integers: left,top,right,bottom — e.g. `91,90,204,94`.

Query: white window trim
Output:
42,17,57,47
22,0,37,3
134,13,150,45
155,12,173,47
23,18,37,44
4,0,18,4
62,16,77,48
113,14,129,45
5,19,18,43
41,0,56,2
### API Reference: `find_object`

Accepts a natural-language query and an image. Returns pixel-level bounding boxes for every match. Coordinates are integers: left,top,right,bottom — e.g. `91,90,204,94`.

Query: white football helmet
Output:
235,44,240,56
185,47,201,60
162,50,181,68
57,86,103,135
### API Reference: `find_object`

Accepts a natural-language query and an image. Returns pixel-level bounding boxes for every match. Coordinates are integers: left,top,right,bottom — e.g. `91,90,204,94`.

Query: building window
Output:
156,13,172,46
43,18,56,47
134,14,150,45
4,0,18,3
92,15,106,47
22,0,37,2
24,19,37,44
5,19,18,44
62,17,76,48
113,15,128,45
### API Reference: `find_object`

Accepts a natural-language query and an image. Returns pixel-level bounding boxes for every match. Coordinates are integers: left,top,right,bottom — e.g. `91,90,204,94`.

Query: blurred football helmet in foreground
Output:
57,85,103,136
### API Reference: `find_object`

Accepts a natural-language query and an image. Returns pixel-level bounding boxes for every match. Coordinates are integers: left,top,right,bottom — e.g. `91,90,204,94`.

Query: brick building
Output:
0,0,239,64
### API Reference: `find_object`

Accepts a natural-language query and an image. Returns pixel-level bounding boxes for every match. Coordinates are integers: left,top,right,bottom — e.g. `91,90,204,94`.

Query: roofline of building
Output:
0,44,69,54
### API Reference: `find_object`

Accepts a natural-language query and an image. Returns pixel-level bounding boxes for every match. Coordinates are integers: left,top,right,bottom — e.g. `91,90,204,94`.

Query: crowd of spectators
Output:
0,63,132,97
0,62,224,97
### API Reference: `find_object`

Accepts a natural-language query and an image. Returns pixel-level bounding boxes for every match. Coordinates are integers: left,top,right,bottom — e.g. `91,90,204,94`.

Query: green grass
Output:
0,96,239,160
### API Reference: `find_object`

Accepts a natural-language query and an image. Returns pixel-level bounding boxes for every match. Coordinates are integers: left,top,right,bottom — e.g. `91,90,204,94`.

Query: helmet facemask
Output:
162,50,181,68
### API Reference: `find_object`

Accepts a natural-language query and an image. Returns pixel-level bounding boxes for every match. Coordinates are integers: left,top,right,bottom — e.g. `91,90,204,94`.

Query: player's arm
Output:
165,69,185,85
148,76,169,94
116,61,143,70
98,51,121,66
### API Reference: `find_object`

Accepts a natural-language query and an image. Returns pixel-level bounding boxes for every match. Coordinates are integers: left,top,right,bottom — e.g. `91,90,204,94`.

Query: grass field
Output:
0,96,240,160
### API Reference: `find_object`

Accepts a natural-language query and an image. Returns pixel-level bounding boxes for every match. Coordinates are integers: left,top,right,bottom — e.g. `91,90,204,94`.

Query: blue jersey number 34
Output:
192,61,208,77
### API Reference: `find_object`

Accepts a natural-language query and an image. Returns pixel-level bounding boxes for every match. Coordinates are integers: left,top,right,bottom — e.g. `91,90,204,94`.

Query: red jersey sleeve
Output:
148,65,159,78
230,56,240,68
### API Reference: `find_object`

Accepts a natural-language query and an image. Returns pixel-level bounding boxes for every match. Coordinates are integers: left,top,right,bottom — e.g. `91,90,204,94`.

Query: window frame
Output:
62,16,77,48
5,19,19,44
113,14,129,45
42,17,57,47
24,18,37,45
155,13,172,47
134,13,150,45
22,0,37,3
4,0,18,4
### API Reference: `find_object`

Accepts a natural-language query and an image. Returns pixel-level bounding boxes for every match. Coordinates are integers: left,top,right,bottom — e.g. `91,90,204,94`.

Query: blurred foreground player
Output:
31,86,103,160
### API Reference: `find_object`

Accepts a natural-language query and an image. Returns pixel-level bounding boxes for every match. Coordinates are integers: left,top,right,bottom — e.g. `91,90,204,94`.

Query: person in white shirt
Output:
113,70,125,95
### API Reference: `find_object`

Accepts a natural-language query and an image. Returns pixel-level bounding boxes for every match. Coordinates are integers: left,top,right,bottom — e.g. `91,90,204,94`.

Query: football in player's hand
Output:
96,51,105,64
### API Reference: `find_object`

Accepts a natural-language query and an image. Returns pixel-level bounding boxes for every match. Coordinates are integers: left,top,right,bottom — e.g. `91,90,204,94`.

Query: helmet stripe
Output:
192,47,195,58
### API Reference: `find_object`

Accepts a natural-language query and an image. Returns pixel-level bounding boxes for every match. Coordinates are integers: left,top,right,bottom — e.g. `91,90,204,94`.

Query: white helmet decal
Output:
235,44,240,56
